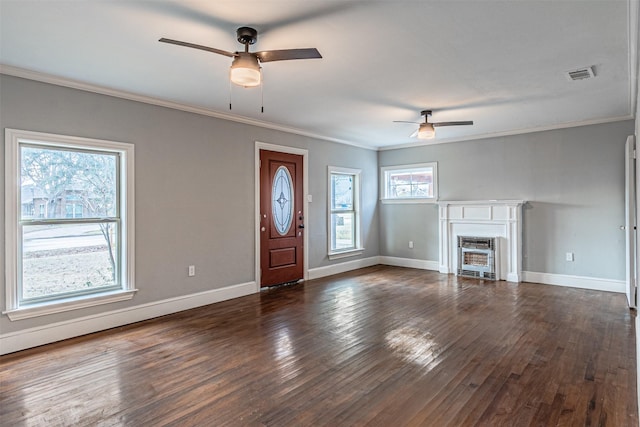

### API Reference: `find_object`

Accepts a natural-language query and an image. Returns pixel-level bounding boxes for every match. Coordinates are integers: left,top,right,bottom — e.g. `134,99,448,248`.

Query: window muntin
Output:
381,162,438,203
328,167,362,257
5,129,135,319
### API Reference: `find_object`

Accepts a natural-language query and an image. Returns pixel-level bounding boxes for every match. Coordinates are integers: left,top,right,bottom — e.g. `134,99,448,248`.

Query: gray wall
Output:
0,75,379,334
379,120,635,281
0,72,632,339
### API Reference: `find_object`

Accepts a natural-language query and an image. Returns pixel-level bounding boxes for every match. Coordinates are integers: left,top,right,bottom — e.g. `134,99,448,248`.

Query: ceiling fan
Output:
394,110,473,139
159,27,322,88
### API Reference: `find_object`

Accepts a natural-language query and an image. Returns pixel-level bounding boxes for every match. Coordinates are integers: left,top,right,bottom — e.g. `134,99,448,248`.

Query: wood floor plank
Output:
0,266,637,426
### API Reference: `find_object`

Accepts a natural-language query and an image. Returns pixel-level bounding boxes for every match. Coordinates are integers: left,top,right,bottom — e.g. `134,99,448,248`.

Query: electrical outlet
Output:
188,265,196,277
565,252,574,262
409,241,414,249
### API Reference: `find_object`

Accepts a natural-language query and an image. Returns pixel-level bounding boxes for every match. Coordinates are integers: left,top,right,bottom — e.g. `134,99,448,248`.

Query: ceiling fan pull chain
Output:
261,70,264,113
229,78,233,111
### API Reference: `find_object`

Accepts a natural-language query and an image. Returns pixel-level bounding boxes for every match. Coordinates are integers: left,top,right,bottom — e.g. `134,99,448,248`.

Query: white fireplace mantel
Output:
438,200,525,282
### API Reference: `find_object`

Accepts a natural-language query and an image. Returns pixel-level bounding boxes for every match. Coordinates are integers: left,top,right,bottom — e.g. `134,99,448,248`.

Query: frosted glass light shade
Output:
418,123,435,139
230,53,261,87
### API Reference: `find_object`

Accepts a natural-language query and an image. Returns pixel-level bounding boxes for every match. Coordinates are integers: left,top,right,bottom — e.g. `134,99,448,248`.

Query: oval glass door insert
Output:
272,165,294,235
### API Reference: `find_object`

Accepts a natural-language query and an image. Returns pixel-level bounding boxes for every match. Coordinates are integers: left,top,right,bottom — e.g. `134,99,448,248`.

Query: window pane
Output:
391,184,411,198
331,212,355,251
272,166,294,235
385,166,434,199
412,183,432,198
331,174,354,211
22,223,119,301
20,146,117,220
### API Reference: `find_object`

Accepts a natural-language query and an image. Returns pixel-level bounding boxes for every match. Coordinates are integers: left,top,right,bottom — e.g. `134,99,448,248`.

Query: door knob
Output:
261,227,266,231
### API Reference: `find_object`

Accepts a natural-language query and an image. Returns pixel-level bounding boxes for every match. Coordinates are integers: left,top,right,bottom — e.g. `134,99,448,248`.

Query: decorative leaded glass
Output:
272,166,294,235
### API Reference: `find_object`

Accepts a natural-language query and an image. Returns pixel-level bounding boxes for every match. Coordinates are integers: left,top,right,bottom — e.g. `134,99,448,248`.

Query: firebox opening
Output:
457,236,498,280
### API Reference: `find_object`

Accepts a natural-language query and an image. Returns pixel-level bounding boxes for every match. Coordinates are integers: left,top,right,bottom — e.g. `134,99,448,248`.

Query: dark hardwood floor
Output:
1,266,637,426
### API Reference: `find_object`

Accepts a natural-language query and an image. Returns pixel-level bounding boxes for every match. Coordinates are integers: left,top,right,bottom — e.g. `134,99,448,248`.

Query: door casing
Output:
255,141,309,292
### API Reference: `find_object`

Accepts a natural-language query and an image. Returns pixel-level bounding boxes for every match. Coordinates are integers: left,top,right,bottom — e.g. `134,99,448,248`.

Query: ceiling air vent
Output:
566,66,595,81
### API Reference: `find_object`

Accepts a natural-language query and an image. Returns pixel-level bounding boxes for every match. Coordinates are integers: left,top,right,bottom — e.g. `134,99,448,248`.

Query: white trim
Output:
255,142,309,291
380,198,438,205
378,116,634,150
380,162,438,202
4,289,137,321
439,200,524,282
437,199,526,206
307,257,380,280
0,282,255,355
328,249,365,260
379,256,439,271
0,64,373,151
522,271,625,294
308,256,439,279
4,130,19,312
2,64,636,153
1,65,634,152
4,128,135,317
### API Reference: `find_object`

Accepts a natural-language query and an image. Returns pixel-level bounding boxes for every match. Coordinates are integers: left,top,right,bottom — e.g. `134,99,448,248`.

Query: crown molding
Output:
377,115,635,151
0,64,376,151
1,64,635,153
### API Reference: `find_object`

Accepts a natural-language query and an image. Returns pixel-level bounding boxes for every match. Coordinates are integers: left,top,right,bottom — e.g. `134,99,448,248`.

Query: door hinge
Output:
259,159,262,168
634,149,637,159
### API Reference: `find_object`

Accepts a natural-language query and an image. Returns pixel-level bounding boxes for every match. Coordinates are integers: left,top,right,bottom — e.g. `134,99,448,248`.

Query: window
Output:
328,166,362,259
380,162,438,203
5,129,136,320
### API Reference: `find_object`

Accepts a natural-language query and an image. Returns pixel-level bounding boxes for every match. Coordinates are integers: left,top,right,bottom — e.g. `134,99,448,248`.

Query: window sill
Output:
328,248,365,260
381,198,438,205
4,289,138,321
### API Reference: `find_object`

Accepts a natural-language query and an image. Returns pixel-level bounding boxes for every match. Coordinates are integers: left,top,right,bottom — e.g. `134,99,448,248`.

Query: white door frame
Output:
626,135,637,308
254,141,309,292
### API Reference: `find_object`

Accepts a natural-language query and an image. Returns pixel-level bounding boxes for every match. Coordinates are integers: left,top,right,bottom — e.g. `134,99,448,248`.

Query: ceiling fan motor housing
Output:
237,27,258,45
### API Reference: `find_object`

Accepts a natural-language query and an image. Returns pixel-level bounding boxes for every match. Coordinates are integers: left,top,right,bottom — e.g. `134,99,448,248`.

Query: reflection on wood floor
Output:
1,265,637,426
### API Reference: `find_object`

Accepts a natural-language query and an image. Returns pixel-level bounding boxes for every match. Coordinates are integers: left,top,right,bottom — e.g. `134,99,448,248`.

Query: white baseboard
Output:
379,256,439,271
521,271,625,293
307,256,380,280
307,256,440,281
0,281,256,355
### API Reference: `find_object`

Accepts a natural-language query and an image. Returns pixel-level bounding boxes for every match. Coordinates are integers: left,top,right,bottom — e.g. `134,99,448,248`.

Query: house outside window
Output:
4,129,136,320
380,162,438,203
328,166,363,259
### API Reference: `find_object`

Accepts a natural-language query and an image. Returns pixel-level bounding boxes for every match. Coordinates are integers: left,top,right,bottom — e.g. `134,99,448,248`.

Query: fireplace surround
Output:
439,200,525,282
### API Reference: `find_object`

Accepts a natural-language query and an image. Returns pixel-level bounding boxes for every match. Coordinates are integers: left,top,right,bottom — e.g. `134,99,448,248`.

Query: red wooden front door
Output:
260,150,304,287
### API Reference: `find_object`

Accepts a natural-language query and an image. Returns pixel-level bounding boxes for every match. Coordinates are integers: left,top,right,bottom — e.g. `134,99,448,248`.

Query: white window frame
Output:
380,162,438,204
328,166,363,260
4,129,136,321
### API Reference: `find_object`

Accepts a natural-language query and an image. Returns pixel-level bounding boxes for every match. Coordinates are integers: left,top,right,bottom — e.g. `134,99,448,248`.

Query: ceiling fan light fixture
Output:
418,123,435,139
230,53,261,87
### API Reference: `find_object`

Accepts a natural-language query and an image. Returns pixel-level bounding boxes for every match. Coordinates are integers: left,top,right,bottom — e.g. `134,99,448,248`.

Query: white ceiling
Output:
0,0,637,149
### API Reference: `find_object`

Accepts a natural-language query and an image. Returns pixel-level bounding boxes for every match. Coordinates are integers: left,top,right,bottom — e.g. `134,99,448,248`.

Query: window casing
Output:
380,162,438,203
4,129,136,320
328,166,363,259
